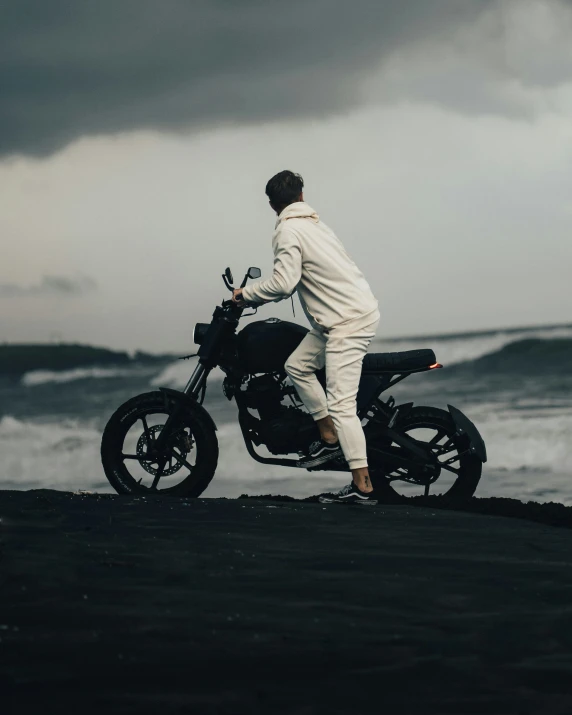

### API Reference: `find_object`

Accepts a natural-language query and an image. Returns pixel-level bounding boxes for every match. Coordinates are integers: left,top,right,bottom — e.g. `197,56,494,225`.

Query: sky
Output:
1,0,571,352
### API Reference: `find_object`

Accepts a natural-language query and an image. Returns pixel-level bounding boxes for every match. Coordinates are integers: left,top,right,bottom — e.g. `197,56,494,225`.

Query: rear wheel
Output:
101,391,218,496
368,405,482,505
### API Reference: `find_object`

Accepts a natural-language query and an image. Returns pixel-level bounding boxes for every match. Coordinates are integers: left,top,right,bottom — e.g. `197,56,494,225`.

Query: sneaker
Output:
318,482,378,506
297,439,343,468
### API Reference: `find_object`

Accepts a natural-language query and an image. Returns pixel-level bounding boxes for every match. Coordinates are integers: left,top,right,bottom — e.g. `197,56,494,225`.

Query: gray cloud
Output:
0,275,97,297
2,0,571,158
0,0,497,157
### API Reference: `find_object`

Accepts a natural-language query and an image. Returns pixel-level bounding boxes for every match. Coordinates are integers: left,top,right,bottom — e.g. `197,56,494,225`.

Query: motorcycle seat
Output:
363,349,437,374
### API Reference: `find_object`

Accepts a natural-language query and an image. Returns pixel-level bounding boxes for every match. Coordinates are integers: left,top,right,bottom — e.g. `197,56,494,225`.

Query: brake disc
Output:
136,424,193,476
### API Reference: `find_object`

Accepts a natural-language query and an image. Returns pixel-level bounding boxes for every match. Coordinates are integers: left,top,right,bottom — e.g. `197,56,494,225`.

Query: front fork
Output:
149,362,210,489
184,363,208,396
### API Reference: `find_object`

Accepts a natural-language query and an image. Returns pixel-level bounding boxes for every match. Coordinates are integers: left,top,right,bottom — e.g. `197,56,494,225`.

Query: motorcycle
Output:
101,266,487,504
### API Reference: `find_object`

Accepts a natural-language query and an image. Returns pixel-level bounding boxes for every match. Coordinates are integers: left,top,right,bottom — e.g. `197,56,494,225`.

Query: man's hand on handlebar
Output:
232,288,245,306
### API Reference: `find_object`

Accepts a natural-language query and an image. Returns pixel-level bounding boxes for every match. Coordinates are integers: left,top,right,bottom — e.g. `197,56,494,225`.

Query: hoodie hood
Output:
276,201,319,228
244,200,378,329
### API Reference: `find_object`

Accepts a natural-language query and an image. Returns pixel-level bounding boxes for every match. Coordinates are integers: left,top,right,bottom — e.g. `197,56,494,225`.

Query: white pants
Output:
284,311,380,470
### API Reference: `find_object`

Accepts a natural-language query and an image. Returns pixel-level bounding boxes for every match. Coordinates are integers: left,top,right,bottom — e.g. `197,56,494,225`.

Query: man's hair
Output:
265,170,304,209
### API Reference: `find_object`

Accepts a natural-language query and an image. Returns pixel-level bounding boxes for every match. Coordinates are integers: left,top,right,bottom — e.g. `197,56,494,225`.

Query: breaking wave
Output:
150,361,225,389
0,415,107,492
12,324,572,388
461,338,572,374
378,324,572,368
21,366,132,386
469,406,572,474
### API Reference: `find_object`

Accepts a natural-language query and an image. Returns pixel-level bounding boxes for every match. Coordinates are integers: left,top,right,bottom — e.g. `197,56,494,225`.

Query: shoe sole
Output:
297,449,343,469
318,496,378,506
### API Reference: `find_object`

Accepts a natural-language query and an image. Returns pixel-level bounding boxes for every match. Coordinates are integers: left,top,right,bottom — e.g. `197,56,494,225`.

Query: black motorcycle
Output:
101,267,487,504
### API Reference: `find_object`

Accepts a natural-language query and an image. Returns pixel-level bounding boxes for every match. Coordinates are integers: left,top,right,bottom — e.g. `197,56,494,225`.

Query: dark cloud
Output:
0,0,497,157
0,275,97,297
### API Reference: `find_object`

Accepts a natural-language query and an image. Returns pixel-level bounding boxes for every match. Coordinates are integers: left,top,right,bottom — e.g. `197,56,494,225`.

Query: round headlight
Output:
193,323,209,345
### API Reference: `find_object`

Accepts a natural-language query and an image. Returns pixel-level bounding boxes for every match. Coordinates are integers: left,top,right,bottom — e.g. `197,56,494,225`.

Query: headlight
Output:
193,323,210,345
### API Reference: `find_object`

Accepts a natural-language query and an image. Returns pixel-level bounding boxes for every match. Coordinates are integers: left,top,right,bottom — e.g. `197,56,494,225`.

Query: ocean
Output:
1,323,571,503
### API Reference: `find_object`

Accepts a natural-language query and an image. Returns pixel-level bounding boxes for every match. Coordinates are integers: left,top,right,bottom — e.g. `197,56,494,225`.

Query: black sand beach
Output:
3,490,572,714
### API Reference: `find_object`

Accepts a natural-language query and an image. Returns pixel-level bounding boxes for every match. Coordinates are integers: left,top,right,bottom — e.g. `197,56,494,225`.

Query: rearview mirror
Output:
248,267,261,279
224,267,234,284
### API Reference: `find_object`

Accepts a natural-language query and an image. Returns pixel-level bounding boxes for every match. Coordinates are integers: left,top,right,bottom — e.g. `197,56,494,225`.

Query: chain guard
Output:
387,461,441,485
370,427,444,485
136,424,193,476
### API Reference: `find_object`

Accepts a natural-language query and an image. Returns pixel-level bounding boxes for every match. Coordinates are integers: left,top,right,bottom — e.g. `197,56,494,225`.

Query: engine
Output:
240,374,317,455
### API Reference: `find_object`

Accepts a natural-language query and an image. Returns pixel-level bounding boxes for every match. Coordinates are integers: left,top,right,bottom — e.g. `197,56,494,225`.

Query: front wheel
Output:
367,405,483,505
101,391,218,496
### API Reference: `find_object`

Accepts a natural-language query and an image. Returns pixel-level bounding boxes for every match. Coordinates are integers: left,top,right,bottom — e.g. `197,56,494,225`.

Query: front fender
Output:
447,404,487,463
159,387,217,432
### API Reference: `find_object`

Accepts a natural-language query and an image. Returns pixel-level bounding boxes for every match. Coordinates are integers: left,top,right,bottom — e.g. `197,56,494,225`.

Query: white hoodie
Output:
241,202,378,331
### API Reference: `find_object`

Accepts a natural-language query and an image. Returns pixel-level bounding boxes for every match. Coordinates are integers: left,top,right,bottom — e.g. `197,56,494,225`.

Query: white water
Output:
21,366,132,386
471,405,572,474
0,415,105,492
2,400,571,501
150,362,225,389
0,414,348,498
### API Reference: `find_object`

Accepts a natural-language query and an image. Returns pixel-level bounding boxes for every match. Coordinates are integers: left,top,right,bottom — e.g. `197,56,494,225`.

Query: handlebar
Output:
221,297,258,320
220,267,260,316
222,266,260,293
222,298,248,315
222,268,249,308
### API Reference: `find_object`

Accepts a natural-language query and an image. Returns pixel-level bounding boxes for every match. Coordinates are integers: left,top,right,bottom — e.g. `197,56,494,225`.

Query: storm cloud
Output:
3,1,572,158
0,0,514,157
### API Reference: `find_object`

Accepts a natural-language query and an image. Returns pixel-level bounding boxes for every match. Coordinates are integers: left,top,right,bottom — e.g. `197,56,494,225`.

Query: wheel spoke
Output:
372,413,480,501
437,446,457,457
388,425,462,487
442,454,461,465
150,460,166,490
433,438,456,454
172,448,194,473
440,463,460,475
141,416,153,445
105,394,207,497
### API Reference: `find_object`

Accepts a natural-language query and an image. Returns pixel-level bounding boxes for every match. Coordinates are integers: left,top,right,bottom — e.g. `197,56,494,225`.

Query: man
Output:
232,170,380,506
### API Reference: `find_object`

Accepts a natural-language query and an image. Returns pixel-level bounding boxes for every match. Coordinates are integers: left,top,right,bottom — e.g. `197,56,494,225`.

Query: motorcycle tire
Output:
368,405,482,506
101,390,218,497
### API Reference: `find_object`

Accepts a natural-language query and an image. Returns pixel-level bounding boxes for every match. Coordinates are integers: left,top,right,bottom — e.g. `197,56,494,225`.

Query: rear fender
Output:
394,402,414,421
159,387,217,432
447,404,487,463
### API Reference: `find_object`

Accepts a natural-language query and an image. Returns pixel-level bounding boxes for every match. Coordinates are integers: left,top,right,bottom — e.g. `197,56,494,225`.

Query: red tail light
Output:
429,363,443,369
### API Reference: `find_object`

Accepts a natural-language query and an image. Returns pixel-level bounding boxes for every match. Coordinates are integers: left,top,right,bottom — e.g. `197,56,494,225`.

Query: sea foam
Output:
0,415,108,492
21,366,131,387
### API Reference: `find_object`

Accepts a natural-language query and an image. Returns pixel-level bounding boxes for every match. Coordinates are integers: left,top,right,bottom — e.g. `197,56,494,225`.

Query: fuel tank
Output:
237,318,308,374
